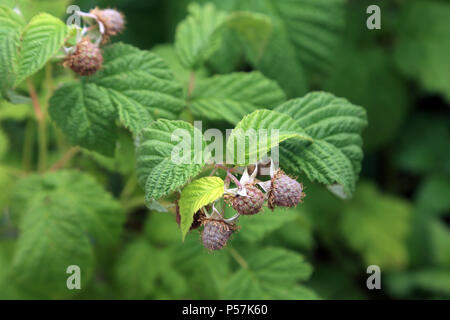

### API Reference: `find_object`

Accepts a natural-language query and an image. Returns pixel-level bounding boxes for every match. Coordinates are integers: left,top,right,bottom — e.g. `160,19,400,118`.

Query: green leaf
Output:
10,170,124,298
237,0,345,96
115,239,171,299
136,119,206,202
0,5,25,96
179,176,224,239
189,72,286,124
339,182,412,270
49,43,184,156
15,13,67,85
224,11,272,62
226,109,312,166
395,114,450,176
0,9,67,96
0,99,32,121
223,247,314,299
175,3,228,69
388,268,450,298
152,43,209,89
275,91,367,197
325,47,408,151
395,0,450,102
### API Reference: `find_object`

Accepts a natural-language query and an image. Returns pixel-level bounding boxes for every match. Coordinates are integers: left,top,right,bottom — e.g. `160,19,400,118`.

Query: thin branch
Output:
27,79,47,173
27,79,43,122
228,247,248,269
187,71,195,99
50,147,80,171
227,170,242,189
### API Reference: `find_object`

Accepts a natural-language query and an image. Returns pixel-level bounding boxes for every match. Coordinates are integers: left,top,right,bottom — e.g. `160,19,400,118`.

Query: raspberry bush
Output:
0,0,448,300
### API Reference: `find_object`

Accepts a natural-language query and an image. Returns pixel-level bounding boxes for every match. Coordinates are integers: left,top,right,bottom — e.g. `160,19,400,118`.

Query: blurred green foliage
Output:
0,0,449,300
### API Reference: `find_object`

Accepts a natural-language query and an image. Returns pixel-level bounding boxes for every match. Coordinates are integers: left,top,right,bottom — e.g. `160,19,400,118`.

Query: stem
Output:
122,196,145,213
227,171,242,189
27,79,47,173
228,248,248,269
22,119,35,171
187,71,195,99
120,174,138,201
50,147,80,171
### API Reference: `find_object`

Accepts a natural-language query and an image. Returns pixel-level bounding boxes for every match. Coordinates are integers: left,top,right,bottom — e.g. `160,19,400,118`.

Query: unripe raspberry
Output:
229,184,265,215
201,218,235,251
268,170,304,210
90,7,125,39
64,38,103,76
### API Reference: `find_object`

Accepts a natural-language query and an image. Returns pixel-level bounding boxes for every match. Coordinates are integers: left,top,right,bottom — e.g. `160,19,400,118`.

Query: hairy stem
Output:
50,147,80,171
227,170,242,189
120,174,138,201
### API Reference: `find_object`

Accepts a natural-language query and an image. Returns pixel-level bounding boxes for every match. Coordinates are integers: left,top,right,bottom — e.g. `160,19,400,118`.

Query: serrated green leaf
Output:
179,176,224,239
224,11,272,62
10,170,124,298
189,72,286,124
0,5,25,97
340,182,412,270
15,13,67,85
237,0,345,96
175,3,228,69
49,43,184,156
152,43,209,89
275,91,367,197
395,0,450,102
226,109,313,166
326,47,408,151
223,247,313,299
136,119,206,202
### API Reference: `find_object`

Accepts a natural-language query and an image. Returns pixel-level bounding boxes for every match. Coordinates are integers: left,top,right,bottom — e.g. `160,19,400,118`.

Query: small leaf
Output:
15,13,67,85
275,91,367,197
226,109,312,166
175,3,228,69
189,71,286,124
223,247,314,299
136,119,206,202
179,177,224,239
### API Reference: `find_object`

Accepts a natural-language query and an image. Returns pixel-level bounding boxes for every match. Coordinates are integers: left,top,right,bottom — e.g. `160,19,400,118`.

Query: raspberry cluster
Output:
63,8,125,76
180,161,305,251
